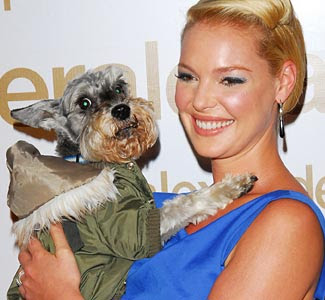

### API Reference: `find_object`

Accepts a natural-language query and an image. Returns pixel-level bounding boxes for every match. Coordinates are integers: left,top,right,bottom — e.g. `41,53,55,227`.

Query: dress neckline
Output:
186,189,310,235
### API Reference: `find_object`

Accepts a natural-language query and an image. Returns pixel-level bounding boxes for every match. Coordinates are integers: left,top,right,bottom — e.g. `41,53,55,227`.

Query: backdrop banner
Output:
0,0,324,297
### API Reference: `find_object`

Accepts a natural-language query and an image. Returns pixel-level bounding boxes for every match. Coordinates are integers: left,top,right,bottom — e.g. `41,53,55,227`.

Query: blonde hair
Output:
183,0,306,113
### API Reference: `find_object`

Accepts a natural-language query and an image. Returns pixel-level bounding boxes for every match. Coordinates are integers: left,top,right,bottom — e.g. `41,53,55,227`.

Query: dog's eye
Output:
115,87,122,94
78,98,92,110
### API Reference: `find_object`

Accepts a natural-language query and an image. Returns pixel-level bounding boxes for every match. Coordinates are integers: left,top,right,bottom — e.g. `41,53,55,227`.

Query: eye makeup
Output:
175,71,198,82
220,76,247,87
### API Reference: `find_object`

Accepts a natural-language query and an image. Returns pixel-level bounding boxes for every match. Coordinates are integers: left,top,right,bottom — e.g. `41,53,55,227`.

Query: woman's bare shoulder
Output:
241,195,324,263
259,196,320,225
209,196,324,299
241,176,322,246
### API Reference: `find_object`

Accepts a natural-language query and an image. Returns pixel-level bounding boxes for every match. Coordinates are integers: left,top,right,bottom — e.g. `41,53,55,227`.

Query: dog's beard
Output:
80,98,158,163
114,116,139,140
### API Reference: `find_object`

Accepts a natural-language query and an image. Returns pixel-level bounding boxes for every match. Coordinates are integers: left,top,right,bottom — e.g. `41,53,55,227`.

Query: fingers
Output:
18,285,26,299
50,223,72,252
16,267,26,298
18,248,32,265
27,236,45,257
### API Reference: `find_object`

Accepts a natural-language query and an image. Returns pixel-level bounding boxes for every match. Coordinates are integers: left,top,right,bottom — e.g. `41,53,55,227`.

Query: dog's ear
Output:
11,99,63,131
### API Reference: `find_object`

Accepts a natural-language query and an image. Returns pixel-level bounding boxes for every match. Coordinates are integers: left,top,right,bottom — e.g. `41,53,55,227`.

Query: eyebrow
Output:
178,63,252,73
177,62,196,73
215,66,252,73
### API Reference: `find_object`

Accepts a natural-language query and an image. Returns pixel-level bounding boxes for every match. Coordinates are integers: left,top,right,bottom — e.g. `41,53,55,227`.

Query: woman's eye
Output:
175,72,197,82
78,98,92,110
221,77,246,86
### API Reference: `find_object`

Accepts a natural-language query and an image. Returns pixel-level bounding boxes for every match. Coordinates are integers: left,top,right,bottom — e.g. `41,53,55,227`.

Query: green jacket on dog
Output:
7,141,161,300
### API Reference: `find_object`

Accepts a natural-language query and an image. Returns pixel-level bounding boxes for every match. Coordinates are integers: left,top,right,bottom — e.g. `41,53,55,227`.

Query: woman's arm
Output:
209,199,324,300
18,224,83,300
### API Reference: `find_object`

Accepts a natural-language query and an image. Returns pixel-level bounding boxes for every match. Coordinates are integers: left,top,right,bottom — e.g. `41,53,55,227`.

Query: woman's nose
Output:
192,80,218,111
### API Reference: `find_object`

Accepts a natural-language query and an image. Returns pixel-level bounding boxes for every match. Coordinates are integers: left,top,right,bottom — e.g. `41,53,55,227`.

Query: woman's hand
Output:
18,223,83,300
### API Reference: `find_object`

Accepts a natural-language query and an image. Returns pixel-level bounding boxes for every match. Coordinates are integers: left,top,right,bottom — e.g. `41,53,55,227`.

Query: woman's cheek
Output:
221,92,251,117
175,83,191,112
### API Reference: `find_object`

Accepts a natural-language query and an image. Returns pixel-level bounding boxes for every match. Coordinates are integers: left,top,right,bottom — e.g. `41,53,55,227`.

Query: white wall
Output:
0,0,324,298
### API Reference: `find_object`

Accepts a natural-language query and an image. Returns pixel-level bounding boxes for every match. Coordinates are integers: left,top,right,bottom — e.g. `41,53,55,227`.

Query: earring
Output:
278,102,285,138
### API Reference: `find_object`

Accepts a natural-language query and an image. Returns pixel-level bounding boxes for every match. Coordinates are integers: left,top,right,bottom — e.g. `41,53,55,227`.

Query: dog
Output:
7,66,256,299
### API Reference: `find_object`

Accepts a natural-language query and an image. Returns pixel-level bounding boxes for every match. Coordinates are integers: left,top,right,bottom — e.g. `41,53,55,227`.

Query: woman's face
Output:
175,23,279,160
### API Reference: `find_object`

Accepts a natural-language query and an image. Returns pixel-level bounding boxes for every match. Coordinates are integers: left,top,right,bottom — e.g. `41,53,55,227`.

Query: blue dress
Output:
123,190,325,300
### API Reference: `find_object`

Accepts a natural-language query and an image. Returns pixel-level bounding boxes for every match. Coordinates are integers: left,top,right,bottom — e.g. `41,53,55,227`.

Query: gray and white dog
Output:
8,66,256,299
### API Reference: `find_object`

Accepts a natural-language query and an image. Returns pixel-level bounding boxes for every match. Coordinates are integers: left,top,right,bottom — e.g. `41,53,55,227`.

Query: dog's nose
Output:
111,104,130,120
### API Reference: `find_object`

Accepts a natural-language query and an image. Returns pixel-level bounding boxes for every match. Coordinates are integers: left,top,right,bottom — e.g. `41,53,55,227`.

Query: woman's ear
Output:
275,60,297,104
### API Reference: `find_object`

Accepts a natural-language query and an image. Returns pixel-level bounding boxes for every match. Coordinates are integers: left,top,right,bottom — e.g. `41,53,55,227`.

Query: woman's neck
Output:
211,131,282,187
211,131,307,198
187,131,307,235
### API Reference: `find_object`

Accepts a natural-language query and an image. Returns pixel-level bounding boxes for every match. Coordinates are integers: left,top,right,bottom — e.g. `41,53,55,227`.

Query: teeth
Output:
196,119,234,130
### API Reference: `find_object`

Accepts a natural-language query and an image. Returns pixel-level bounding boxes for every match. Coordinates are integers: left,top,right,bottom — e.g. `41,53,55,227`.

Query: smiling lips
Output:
195,119,234,131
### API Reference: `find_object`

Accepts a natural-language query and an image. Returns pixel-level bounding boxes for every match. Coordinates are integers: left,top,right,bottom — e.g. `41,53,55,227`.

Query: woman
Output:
17,0,325,299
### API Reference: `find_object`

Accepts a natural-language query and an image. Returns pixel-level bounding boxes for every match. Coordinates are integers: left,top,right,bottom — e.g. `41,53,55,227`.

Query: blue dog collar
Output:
63,154,88,164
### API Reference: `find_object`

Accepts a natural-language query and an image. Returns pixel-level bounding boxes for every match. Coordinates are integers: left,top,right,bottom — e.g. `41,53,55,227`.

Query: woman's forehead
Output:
180,23,267,72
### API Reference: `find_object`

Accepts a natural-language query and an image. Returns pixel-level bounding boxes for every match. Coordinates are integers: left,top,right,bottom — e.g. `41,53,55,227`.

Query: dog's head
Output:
11,66,158,163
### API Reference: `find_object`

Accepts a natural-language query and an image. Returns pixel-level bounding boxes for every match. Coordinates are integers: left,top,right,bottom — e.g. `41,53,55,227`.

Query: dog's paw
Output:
159,173,257,242
217,173,258,200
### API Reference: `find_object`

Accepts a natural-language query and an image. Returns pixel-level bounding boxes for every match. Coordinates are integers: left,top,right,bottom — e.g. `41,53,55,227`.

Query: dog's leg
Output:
160,173,257,243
